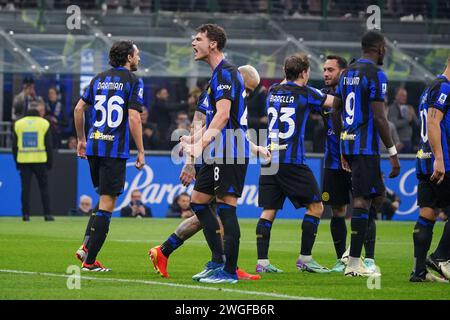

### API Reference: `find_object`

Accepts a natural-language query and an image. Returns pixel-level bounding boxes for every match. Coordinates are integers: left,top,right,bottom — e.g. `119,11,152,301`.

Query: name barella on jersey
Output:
336,59,388,156
416,75,450,176
208,59,249,160
267,82,326,164
321,87,340,169
81,66,144,159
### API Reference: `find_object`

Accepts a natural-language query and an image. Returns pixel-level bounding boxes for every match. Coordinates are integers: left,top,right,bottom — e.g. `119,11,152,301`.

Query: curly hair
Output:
109,40,135,67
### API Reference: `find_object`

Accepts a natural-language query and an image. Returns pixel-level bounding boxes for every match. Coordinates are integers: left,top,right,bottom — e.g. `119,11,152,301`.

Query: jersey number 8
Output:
94,95,124,128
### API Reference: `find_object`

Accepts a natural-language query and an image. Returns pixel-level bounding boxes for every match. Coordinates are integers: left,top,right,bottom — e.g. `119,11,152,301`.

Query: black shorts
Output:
87,156,127,196
417,174,450,209
322,168,352,206
194,163,248,197
258,164,321,210
345,155,385,199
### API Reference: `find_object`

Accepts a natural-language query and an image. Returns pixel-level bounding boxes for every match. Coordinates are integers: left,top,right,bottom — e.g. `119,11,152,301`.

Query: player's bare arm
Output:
371,100,400,178
323,94,341,109
427,107,445,184
74,99,88,159
129,109,145,170
180,111,207,187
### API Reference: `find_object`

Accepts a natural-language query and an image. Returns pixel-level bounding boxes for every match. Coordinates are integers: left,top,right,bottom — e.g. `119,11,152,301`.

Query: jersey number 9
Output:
345,92,356,125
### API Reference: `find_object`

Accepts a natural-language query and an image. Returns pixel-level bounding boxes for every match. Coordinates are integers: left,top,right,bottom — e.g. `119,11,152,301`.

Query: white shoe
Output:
438,260,450,280
345,262,381,277
340,247,350,265
363,258,379,274
410,270,449,283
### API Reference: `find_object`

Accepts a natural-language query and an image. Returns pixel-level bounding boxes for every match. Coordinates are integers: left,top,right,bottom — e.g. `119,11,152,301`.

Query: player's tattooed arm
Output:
371,100,400,177
175,215,202,240
427,107,445,184
180,162,196,187
191,111,206,134
180,111,206,186
189,111,207,144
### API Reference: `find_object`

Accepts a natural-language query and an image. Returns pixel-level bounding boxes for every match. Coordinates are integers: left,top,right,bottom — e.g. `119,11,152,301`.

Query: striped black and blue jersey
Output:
208,59,248,160
321,87,340,169
196,90,213,127
267,82,326,164
81,66,144,159
416,75,450,176
336,59,388,156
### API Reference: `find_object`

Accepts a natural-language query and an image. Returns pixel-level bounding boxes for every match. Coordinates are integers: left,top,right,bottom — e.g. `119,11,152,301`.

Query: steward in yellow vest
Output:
12,107,54,221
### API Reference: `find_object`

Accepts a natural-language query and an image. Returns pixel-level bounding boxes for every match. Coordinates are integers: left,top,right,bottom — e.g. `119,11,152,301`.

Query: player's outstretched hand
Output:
430,158,445,185
179,135,192,145
135,151,145,170
341,155,351,172
181,141,202,159
389,154,401,178
77,140,87,159
258,146,271,163
180,164,196,187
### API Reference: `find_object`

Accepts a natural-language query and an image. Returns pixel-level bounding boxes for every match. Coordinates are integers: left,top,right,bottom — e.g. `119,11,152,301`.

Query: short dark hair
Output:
284,54,310,81
361,31,385,53
23,76,34,85
326,55,348,70
155,87,167,96
196,24,227,51
109,40,136,67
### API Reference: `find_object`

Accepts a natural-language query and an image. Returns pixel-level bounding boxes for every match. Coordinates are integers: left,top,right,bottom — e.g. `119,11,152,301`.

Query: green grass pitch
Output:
0,217,449,300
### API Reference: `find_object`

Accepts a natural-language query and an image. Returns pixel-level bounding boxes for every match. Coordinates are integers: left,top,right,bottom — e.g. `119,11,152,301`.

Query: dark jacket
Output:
120,202,152,218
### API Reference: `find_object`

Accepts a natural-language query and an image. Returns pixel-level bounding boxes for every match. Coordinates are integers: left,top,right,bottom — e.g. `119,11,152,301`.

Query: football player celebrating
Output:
411,56,450,282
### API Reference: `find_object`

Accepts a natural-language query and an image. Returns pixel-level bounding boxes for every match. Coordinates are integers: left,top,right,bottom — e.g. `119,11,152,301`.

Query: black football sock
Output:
160,233,184,258
85,210,112,265
191,203,224,264
413,216,435,275
349,208,369,258
82,212,97,248
217,203,240,275
300,214,320,256
431,220,450,260
364,208,377,260
256,218,273,260
330,216,347,259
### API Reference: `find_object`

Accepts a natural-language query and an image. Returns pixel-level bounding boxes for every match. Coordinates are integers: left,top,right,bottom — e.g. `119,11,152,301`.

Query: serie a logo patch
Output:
438,93,448,105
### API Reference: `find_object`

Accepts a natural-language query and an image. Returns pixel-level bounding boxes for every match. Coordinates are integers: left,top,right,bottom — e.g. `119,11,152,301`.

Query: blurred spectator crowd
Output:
1,1,449,19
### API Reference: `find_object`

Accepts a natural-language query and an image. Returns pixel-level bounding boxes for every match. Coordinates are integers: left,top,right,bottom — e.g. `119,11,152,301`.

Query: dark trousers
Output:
19,163,51,217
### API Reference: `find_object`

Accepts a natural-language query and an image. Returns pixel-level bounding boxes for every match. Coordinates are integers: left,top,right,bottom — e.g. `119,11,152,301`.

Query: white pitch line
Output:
0,269,329,300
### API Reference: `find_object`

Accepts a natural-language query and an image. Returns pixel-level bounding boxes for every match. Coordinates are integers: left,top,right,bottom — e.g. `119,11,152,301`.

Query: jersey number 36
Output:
94,95,124,128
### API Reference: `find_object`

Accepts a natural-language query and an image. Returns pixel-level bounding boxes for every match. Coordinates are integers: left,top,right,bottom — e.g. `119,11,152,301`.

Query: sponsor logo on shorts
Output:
89,130,115,141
